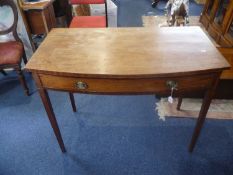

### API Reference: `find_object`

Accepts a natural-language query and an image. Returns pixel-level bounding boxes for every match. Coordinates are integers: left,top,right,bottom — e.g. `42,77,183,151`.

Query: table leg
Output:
176,97,183,110
33,74,66,152
189,73,221,152
69,92,77,112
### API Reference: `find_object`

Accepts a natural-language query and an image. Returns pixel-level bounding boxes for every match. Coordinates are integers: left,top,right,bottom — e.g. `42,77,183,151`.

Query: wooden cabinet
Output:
218,47,233,79
220,17,233,46
200,0,216,28
200,0,233,47
196,2,233,98
20,0,56,35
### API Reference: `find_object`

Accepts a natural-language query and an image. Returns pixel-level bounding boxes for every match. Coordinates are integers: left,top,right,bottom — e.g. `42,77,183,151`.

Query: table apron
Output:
37,73,215,94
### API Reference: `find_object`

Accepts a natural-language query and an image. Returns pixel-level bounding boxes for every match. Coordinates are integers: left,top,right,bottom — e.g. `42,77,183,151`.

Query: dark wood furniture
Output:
214,47,233,98
200,0,233,47
218,47,233,79
20,0,56,35
199,0,233,98
25,27,230,153
0,0,29,96
69,0,108,28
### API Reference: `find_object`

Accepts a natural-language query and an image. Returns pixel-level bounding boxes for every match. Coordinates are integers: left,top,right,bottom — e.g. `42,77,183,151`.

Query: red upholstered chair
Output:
69,0,108,28
0,0,29,96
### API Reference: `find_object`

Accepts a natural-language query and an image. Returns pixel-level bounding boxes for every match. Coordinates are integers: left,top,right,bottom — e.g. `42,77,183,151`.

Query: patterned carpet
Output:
156,98,233,121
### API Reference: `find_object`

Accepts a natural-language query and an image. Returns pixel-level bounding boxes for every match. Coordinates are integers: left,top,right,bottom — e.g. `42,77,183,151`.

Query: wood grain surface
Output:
218,47,233,79
20,0,54,10
38,73,214,94
26,27,230,78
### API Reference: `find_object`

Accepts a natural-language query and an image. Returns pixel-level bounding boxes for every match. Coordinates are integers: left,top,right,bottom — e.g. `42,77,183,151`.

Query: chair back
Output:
0,0,21,42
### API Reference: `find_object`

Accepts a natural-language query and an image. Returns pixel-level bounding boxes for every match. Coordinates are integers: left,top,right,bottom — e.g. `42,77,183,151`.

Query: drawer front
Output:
39,74,214,94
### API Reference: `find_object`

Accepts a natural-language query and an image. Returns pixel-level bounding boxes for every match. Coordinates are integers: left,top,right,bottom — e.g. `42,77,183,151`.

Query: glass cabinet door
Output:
214,0,231,25
207,0,215,16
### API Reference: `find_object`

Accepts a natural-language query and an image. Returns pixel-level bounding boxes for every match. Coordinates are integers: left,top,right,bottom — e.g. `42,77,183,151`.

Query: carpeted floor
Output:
1,1,233,175
117,0,203,27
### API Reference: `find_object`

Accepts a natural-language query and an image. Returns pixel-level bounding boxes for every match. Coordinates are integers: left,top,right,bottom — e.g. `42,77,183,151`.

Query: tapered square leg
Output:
176,97,183,110
69,92,77,112
189,72,221,152
33,73,66,153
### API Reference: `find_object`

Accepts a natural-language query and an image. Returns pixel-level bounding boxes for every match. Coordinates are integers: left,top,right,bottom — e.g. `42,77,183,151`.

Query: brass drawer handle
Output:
76,81,88,90
166,80,178,89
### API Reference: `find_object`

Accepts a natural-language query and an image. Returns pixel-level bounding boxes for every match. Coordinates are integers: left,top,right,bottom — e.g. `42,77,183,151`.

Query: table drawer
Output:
39,74,214,94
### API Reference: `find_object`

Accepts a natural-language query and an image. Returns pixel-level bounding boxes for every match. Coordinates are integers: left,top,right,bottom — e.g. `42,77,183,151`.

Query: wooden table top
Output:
26,27,230,78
